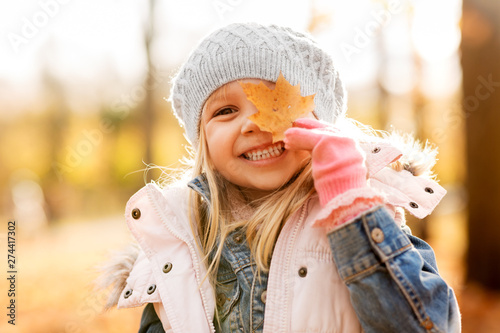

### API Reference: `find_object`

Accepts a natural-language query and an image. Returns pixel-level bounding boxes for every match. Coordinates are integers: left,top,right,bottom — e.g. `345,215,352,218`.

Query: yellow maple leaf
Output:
239,72,316,143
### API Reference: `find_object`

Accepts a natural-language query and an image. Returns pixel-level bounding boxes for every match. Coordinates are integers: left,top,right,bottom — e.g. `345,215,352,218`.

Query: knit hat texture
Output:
170,22,346,146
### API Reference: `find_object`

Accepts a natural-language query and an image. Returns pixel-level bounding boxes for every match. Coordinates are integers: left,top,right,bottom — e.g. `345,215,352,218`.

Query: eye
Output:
213,107,237,117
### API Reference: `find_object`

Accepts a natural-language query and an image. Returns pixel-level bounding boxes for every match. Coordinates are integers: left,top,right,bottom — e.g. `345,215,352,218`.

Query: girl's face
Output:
201,79,312,199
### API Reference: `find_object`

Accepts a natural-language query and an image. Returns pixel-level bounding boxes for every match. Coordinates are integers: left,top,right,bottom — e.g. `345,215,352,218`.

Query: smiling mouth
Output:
242,142,285,161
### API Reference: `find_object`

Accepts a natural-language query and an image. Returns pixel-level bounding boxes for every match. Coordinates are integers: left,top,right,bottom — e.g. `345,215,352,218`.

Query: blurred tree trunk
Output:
41,50,69,223
142,0,157,166
462,0,500,289
409,11,429,240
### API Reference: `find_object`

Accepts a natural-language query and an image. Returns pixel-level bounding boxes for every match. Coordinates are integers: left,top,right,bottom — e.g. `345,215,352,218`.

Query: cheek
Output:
205,135,219,163
204,124,216,150
293,150,312,166
204,126,230,165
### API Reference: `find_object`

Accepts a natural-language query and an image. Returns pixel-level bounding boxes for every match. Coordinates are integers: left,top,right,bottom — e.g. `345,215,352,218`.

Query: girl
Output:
102,22,461,332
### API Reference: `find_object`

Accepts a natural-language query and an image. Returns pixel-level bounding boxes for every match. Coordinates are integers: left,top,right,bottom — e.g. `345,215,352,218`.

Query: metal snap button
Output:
425,187,434,194
131,208,141,219
124,289,133,299
409,202,419,209
372,147,381,154
147,284,156,295
422,318,434,329
234,234,244,244
298,267,307,277
371,227,385,243
216,293,226,307
261,290,267,303
162,262,173,273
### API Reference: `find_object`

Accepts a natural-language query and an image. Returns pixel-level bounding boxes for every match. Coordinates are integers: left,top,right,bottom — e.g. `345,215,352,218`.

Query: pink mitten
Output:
284,118,368,207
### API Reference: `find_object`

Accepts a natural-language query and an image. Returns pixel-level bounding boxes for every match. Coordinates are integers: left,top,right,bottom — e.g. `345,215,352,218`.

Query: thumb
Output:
284,127,322,151
293,117,330,130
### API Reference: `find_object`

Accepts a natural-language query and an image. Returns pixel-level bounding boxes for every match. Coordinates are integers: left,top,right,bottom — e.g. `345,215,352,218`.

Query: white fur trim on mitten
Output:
312,187,386,230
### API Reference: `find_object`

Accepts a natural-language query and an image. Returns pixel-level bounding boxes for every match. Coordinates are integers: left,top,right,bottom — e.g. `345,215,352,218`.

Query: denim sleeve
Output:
327,207,461,333
138,303,165,333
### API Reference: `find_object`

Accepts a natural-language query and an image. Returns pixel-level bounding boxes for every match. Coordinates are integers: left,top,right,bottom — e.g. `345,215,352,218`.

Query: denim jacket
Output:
116,143,461,333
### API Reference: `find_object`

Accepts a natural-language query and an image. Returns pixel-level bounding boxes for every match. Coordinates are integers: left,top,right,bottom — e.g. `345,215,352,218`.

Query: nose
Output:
241,116,260,134
240,103,261,135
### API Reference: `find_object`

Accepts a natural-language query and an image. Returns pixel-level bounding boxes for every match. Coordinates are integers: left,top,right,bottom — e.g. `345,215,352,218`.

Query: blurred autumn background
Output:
0,0,499,332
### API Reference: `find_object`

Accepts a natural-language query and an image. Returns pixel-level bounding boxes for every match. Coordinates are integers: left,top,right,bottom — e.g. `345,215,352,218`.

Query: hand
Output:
284,118,368,206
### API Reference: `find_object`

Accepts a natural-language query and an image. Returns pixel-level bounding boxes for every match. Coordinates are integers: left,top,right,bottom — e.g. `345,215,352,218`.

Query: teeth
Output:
243,143,284,161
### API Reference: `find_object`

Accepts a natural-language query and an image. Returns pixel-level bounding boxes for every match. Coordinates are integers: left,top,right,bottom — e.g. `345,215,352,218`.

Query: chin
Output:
249,178,292,192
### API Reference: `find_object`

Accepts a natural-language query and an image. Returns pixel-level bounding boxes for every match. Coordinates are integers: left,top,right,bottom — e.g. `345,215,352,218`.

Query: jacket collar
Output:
187,174,211,204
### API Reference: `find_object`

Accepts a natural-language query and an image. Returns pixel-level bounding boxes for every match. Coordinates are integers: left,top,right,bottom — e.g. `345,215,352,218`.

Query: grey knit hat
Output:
170,22,346,146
